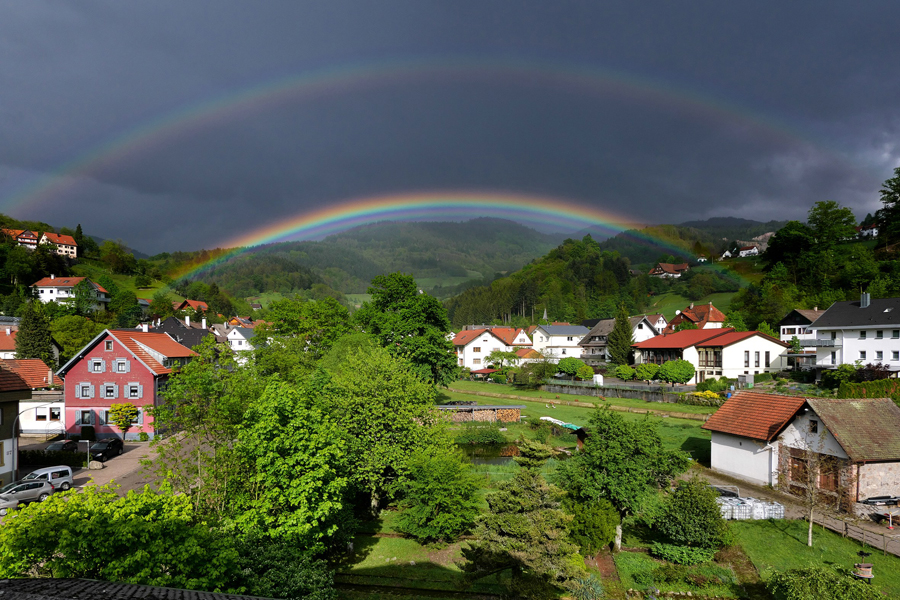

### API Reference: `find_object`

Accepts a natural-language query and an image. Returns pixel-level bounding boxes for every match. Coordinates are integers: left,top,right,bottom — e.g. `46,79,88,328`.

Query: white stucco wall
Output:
812,326,900,371
720,337,788,378
18,401,66,435
780,412,848,459
457,335,508,370
632,321,656,343
710,431,778,486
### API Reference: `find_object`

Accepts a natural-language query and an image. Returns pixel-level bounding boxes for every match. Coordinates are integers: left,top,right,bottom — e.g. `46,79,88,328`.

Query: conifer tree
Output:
607,305,634,365
16,301,54,367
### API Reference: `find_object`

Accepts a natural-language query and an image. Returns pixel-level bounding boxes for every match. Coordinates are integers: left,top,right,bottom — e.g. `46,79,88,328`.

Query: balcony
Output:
799,339,840,347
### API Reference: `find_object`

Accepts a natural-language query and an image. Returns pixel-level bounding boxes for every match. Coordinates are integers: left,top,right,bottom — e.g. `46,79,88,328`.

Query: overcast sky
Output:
1,1,898,253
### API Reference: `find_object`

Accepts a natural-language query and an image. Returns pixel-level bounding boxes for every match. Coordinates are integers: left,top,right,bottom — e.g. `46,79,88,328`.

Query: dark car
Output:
90,438,124,462
46,440,79,452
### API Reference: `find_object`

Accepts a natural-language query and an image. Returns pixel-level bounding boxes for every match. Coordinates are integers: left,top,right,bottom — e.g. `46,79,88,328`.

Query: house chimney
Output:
141,323,149,333
860,292,870,309
47,370,53,387
201,317,207,329
50,274,55,279
689,303,694,309
814,306,818,311
5,328,9,336
185,315,190,327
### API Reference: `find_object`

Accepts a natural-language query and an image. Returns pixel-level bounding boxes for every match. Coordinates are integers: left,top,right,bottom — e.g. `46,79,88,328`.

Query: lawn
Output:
72,262,183,300
646,291,737,320
614,551,742,598
731,519,900,598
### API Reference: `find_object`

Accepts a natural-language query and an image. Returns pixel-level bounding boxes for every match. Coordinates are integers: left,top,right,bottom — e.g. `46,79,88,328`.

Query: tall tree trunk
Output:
808,506,814,547
370,490,380,516
614,523,623,552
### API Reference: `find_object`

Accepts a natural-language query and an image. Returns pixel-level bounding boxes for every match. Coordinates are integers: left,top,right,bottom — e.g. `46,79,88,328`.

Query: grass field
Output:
71,261,183,301
646,291,737,320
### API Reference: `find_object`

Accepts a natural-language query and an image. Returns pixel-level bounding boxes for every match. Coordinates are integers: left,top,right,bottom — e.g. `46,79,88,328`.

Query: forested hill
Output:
175,218,562,297
597,217,788,265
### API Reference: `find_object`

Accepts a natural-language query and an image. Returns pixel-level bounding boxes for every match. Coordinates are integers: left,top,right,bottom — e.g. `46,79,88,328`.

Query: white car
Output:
0,494,19,516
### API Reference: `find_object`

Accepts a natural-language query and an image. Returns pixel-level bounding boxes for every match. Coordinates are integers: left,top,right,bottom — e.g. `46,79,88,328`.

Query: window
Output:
809,420,818,433
103,384,118,399
819,466,839,492
638,324,643,329
81,385,91,398
127,383,142,399
893,330,900,339
472,358,481,365
876,351,883,361
0,441,3,467
50,407,60,421
567,336,573,341
877,330,884,339
744,351,749,368
860,330,867,339
98,410,109,425
90,359,104,373
831,332,837,340
765,351,770,368
114,359,129,373
561,349,567,355
830,351,836,365
473,347,481,353
784,327,796,335
105,340,113,351
893,351,899,361
78,410,93,426
859,351,866,361
35,408,47,422
754,351,760,367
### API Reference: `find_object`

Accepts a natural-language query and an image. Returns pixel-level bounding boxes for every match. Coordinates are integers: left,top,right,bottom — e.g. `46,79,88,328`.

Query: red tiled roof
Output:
633,328,733,349
0,358,54,389
175,299,209,312
453,329,486,346
452,328,528,347
695,330,789,348
650,262,690,275
0,330,16,352
111,331,197,376
702,391,806,441
42,232,77,246
470,368,499,374
30,276,108,293
740,245,756,251
663,303,727,332
515,348,541,358
491,327,529,345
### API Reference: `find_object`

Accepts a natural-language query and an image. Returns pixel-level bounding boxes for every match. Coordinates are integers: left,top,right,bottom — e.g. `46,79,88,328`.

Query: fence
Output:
810,512,900,558
542,382,685,404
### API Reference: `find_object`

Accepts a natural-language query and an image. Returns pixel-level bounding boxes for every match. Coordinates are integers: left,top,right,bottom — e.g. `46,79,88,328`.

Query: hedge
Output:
837,378,900,404
18,449,86,468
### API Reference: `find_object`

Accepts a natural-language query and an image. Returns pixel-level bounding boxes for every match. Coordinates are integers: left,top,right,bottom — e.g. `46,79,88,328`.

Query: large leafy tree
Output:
49,315,104,362
877,165,900,246
354,273,457,386
0,485,238,591
324,346,444,512
15,301,54,367
555,409,691,550
607,305,634,365
657,477,729,549
807,200,857,250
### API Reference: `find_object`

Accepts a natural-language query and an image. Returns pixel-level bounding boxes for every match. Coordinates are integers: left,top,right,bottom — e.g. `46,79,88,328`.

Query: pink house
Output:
56,329,196,440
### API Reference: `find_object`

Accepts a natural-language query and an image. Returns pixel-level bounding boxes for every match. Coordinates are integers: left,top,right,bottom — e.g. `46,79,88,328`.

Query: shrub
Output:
564,497,619,555
488,372,505,383
658,359,695,385
680,390,725,407
459,367,471,379
696,376,733,393
767,565,882,600
635,363,659,382
139,432,150,442
754,373,773,382
650,543,716,565
558,357,587,378
576,364,595,381
233,537,335,600
615,364,636,380
657,477,730,549
18,450,85,468
838,377,900,402
455,422,506,445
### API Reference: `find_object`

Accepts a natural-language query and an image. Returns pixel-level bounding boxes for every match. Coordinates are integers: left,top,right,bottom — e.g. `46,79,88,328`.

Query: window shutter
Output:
88,384,95,399
137,409,144,425
137,384,143,399
100,360,106,373
75,385,82,400
125,359,130,373
113,384,119,398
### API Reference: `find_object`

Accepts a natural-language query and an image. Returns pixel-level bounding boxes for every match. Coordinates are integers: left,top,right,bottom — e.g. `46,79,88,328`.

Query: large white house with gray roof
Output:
808,294,900,373
532,324,589,362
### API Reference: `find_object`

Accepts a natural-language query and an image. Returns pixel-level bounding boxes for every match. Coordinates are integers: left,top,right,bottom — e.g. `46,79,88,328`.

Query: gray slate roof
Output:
806,397,900,462
537,325,590,337
0,579,269,600
812,297,900,328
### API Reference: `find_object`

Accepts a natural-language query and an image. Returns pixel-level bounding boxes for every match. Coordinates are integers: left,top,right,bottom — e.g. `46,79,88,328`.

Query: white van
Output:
23,466,74,491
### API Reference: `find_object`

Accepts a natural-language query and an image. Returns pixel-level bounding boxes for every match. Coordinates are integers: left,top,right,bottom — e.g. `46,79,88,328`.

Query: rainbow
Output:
2,56,843,216
169,190,740,284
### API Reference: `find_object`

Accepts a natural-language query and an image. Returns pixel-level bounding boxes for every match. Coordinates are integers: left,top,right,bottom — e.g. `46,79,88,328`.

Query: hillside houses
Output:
32,276,110,312
531,324,590,362
454,327,532,370
663,302,727,333
579,316,658,365
649,262,689,278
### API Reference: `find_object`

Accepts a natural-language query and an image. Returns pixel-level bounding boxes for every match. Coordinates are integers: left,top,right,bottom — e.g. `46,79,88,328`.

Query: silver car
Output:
0,494,18,516
0,480,55,505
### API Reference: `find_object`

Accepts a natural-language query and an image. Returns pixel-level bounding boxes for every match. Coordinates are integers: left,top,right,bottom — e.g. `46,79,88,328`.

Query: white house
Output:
39,232,78,258
227,327,255,363
697,255,708,263
645,313,668,332
532,325,590,362
808,294,900,373
721,250,732,259
633,328,789,383
579,316,658,365
453,327,532,370
776,308,826,344
31,276,110,311
738,245,759,257
704,393,900,509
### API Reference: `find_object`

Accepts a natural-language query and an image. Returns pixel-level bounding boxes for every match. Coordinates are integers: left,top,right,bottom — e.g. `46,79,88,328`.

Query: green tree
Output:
673,320,699,332
100,240,136,274
576,364,595,381
564,497,619,556
233,538,335,600
557,356,586,379
66,279,98,316
756,321,778,338
807,200,857,249
635,363,659,382
50,315,104,362
467,468,584,599
108,403,140,437
723,311,748,331
878,165,900,246
15,301,54,367
657,359,695,386
233,380,350,549
486,349,520,369
0,484,238,591
149,289,175,319
263,296,352,361
657,477,729,549
767,566,882,600
325,346,443,512
555,409,691,550
614,364,636,381
607,305,634,365
514,438,555,470
764,221,815,278
396,449,481,543
354,273,457,386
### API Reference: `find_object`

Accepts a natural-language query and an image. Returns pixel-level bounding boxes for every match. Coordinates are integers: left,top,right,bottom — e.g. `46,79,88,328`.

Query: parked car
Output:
23,466,74,491
0,480,55,504
0,494,18,516
45,440,79,452
90,438,124,462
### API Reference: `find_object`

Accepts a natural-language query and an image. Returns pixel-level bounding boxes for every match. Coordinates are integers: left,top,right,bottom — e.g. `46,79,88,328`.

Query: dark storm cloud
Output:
0,0,898,252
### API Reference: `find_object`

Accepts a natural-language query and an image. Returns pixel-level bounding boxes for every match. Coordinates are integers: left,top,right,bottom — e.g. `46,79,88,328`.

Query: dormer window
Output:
105,340,113,351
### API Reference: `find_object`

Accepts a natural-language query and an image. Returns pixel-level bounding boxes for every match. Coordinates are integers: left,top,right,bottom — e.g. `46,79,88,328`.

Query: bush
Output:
234,537,335,600
754,373,773,382
658,359,695,385
767,565,882,600
838,377,900,402
396,450,480,543
696,376,734,393
558,357,587,378
615,364,636,380
657,478,730,549
564,497,619,555
576,364,595,381
650,543,716,565
79,426,96,442
680,390,725,407
18,450,85,468
459,367,471,379
635,363,659,382
455,422,506,445
139,432,150,442
488,372,505,383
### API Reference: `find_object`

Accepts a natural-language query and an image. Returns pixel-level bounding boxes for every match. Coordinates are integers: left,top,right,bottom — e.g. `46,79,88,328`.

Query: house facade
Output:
0,363,40,485
662,302,727,333
648,262,689,278
31,275,110,311
532,325,589,362
227,327,256,364
453,327,532,370
56,330,196,440
1,229,39,250
0,359,63,438
39,232,78,258
738,245,759,257
579,316,658,365
704,393,900,512
807,294,900,373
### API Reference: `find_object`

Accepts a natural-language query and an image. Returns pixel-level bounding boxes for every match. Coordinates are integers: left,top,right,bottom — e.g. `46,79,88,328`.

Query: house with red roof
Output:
703,392,900,509
32,275,110,311
56,330,197,440
0,327,61,365
738,245,759,257
39,232,78,257
632,328,788,383
648,262,689,278
0,358,64,439
173,299,209,313
453,327,532,370
662,302,727,333
1,228,39,250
